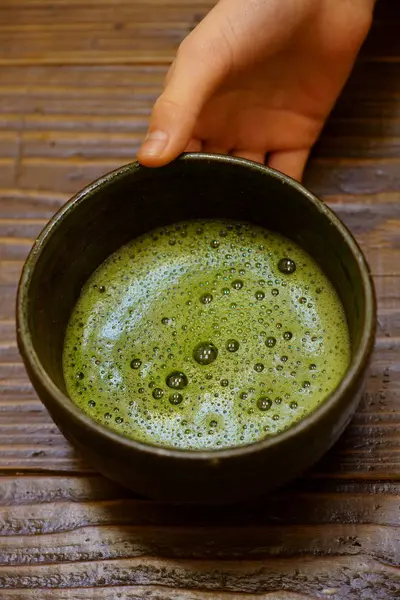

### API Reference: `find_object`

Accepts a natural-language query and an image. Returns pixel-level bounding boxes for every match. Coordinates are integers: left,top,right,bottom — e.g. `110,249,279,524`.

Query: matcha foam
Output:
63,220,350,450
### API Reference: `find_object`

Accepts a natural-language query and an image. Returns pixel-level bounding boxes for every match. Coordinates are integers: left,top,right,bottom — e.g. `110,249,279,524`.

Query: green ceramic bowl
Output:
16,154,376,503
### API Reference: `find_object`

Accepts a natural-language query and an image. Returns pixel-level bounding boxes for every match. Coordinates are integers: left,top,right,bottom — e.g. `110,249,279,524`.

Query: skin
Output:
138,0,375,181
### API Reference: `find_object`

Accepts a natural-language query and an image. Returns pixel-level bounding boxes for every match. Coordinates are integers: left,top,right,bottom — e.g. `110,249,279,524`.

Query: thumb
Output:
137,21,231,167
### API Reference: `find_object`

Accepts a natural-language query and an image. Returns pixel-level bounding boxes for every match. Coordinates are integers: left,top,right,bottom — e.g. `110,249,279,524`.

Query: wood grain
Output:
0,591,324,600
0,0,399,597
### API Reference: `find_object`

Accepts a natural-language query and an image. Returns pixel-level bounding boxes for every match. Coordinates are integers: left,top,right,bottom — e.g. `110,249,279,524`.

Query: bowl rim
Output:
16,153,377,460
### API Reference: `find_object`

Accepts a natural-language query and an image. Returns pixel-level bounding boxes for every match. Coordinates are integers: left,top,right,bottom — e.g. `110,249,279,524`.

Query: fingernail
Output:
141,130,169,157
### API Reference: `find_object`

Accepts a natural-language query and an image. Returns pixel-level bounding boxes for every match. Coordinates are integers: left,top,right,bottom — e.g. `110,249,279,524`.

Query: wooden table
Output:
0,1,399,598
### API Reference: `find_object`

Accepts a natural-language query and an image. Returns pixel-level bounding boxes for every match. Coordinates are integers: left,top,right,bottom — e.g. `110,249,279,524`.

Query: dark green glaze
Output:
16,154,376,503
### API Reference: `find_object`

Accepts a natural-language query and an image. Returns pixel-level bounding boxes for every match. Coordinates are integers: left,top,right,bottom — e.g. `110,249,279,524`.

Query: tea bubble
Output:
254,363,264,373
152,388,164,399
166,371,188,389
255,291,265,301
232,280,243,290
200,293,213,305
210,240,220,248
169,392,183,405
265,337,276,348
226,339,240,352
193,342,218,365
130,359,142,369
283,331,293,340
278,258,296,274
257,397,272,411
220,379,229,387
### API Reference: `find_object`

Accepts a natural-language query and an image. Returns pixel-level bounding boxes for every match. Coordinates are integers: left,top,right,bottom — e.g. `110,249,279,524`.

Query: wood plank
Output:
0,1,210,65
0,555,397,597
0,589,319,600
0,522,398,565
0,481,399,530
0,189,69,219
0,61,396,98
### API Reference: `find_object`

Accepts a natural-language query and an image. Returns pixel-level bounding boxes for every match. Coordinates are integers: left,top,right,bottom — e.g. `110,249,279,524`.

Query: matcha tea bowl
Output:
17,154,376,504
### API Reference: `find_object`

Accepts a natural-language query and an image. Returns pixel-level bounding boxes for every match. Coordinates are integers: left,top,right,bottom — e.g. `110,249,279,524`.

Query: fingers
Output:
203,142,230,155
267,148,310,181
137,90,201,168
185,138,203,153
138,15,232,167
231,150,266,164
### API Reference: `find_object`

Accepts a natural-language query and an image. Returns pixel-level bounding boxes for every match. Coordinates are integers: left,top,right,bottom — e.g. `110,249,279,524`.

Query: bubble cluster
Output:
64,219,351,451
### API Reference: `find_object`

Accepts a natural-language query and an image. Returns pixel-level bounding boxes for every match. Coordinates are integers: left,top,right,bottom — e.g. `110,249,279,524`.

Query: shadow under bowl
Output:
16,154,376,503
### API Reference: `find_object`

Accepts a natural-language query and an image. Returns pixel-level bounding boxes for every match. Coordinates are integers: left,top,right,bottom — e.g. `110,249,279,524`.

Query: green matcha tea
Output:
63,220,350,450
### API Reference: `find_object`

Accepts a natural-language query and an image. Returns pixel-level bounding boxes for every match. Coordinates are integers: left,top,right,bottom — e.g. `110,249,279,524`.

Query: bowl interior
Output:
20,156,370,418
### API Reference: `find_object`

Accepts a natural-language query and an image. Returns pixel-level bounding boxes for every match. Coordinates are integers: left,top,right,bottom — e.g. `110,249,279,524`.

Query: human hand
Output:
138,0,374,181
